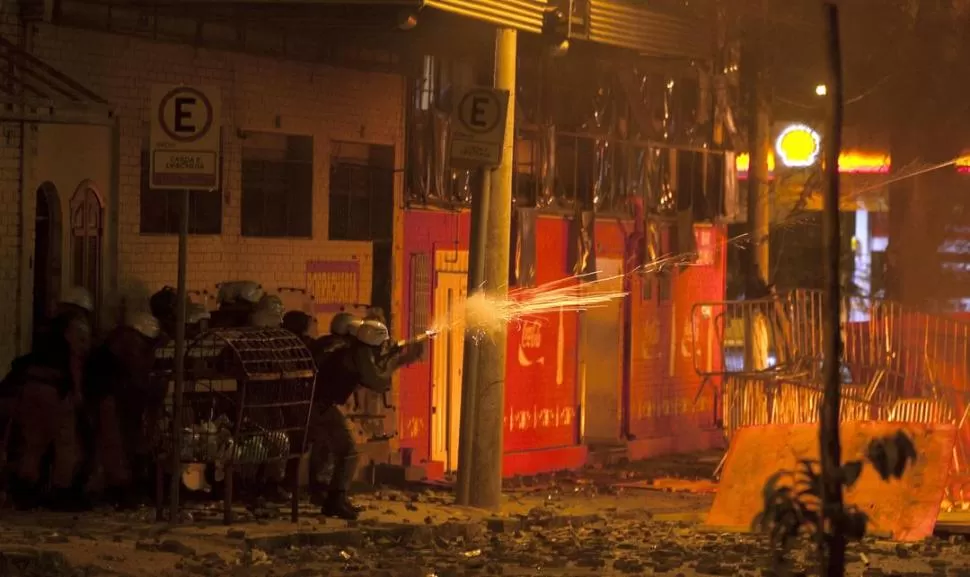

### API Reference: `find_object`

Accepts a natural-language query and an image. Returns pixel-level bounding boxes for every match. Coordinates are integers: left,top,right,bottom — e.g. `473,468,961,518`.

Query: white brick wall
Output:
0,22,405,369
0,3,23,370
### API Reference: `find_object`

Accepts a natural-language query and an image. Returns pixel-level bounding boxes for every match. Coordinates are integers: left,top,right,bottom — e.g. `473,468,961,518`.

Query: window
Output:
241,132,313,238
328,142,395,242
139,150,223,235
71,185,102,322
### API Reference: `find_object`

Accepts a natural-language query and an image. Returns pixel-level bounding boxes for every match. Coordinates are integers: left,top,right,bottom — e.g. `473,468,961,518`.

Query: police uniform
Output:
309,317,423,520
11,288,94,511
84,311,161,508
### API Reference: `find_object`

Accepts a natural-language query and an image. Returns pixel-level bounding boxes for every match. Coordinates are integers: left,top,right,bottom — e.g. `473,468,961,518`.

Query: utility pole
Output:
741,6,771,371
468,27,516,510
456,168,490,506
819,5,846,576
745,25,770,290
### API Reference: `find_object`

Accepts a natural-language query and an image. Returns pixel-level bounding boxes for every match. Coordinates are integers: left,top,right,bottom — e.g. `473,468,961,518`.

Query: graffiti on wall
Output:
401,417,426,441
695,226,716,266
633,395,713,420
505,405,577,432
306,260,360,313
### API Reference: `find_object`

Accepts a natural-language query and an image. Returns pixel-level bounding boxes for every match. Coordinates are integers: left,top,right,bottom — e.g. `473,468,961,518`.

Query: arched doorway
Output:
32,183,62,349
70,182,103,323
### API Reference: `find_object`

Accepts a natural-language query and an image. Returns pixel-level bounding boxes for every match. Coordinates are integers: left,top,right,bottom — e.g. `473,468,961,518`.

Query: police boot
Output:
8,476,40,511
262,482,292,505
47,486,92,512
321,491,359,521
105,485,139,511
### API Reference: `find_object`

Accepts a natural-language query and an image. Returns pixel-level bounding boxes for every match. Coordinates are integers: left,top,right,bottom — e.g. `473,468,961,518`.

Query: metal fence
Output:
694,289,970,478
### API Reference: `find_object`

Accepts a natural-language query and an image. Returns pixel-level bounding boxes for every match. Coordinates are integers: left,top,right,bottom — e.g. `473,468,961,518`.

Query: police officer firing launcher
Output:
309,315,429,520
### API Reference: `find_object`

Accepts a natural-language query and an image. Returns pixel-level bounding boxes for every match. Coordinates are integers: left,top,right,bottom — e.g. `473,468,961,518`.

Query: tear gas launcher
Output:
393,328,439,350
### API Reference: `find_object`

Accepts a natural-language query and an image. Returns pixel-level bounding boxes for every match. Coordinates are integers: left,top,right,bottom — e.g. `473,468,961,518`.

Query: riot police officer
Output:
309,319,423,520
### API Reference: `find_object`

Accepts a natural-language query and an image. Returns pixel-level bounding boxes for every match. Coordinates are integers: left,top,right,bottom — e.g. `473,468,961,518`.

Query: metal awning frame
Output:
0,36,116,127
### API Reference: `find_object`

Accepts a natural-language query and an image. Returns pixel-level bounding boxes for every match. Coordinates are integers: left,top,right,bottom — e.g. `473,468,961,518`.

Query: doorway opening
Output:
430,249,468,472
32,183,62,350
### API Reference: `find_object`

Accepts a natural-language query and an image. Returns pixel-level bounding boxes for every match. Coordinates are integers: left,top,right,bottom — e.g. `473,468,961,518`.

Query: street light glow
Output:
815,84,828,96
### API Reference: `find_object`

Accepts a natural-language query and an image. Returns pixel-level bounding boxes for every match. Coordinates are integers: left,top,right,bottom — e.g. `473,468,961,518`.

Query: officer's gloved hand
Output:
402,341,425,365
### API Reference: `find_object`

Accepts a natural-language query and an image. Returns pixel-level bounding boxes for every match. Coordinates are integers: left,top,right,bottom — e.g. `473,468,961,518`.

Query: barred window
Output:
241,132,313,238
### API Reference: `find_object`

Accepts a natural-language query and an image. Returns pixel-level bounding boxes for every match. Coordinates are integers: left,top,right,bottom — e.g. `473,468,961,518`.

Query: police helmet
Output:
330,312,360,336
238,283,265,304
251,309,282,328
257,294,285,316
186,303,212,325
128,311,161,339
356,319,390,347
61,286,94,313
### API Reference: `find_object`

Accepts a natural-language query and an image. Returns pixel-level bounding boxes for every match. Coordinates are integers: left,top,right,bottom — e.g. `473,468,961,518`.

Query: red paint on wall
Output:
400,208,728,475
627,224,726,444
398,209,470,466
505,218,580,452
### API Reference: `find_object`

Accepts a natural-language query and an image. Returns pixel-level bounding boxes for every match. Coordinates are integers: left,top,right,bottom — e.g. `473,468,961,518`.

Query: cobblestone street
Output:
0,455,968,577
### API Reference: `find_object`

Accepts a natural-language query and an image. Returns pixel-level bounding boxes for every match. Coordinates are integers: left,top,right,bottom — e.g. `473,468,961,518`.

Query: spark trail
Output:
430,274,628,337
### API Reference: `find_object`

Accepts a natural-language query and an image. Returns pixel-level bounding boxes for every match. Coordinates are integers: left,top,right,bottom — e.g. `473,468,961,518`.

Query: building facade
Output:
0,0,731,479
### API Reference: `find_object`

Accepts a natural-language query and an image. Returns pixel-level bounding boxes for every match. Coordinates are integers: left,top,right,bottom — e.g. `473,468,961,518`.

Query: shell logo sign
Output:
775,123,821,168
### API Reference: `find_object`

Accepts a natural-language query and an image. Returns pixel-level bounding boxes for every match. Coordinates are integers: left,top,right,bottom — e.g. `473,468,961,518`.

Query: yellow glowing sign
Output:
775,124,821,168
736,151,892,175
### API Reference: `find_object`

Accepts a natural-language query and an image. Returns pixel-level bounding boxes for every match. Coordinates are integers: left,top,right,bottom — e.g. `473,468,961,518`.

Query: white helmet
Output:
238,283,264,304
128,311,161,339
257,294,285,316
330,312,360,336
61,286,94,312
186,303,211,324
251,309,282,328
356,319,389,347
347,318,363,336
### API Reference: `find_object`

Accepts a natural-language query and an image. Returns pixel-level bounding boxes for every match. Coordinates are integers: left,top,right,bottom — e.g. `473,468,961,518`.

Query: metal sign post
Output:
149,84,221,524
449,85,509,505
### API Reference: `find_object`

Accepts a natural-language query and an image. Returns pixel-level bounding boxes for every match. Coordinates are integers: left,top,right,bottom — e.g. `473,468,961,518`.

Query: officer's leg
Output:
321,405,360,520
12,383,54,509
307,404,333,504
98,396,133,508
48,395,88,511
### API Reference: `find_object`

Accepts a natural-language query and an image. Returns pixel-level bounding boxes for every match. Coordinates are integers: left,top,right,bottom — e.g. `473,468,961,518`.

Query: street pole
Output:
820,4,846,576
170,188,190,524
456,168,490,506
468,27,516,510
741,11,771,371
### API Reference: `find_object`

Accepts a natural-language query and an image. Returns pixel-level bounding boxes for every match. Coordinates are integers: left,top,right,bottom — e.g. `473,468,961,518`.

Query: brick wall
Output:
0,2,23,370
0,23,405,367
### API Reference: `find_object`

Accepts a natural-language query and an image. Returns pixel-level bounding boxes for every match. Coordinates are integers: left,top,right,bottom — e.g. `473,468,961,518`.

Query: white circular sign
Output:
457,89,502,134
157,87,215,144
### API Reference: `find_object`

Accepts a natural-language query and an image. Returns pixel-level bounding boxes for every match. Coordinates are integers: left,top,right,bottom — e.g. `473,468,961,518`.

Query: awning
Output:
0,36,114,125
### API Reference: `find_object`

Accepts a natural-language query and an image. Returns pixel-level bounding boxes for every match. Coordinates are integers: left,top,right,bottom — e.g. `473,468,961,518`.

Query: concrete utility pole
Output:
745,31,771,291
456,168,489,506
741,8,772,372
467,27,517,510
819,5,846,575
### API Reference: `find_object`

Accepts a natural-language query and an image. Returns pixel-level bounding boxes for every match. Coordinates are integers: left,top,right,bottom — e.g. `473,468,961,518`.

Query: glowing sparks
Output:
428,275,628,338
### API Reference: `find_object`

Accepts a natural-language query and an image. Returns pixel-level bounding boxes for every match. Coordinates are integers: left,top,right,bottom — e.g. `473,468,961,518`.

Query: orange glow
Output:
958,154,970,174
737,151,891,175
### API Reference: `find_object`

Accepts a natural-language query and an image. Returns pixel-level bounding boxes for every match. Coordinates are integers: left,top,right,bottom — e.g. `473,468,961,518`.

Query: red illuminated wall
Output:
400,208,727,476
397,209,470,468
626,225,726,455
503,218,579,454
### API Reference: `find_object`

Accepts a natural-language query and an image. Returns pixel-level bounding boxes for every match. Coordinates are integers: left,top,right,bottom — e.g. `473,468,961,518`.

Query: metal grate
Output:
410,253,432,361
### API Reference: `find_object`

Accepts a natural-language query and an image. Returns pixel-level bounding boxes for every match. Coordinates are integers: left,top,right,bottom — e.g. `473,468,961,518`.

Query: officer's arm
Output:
354,346,393,394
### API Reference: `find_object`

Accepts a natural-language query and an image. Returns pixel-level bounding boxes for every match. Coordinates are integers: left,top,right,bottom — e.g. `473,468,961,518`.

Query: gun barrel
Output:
395,330,438,349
